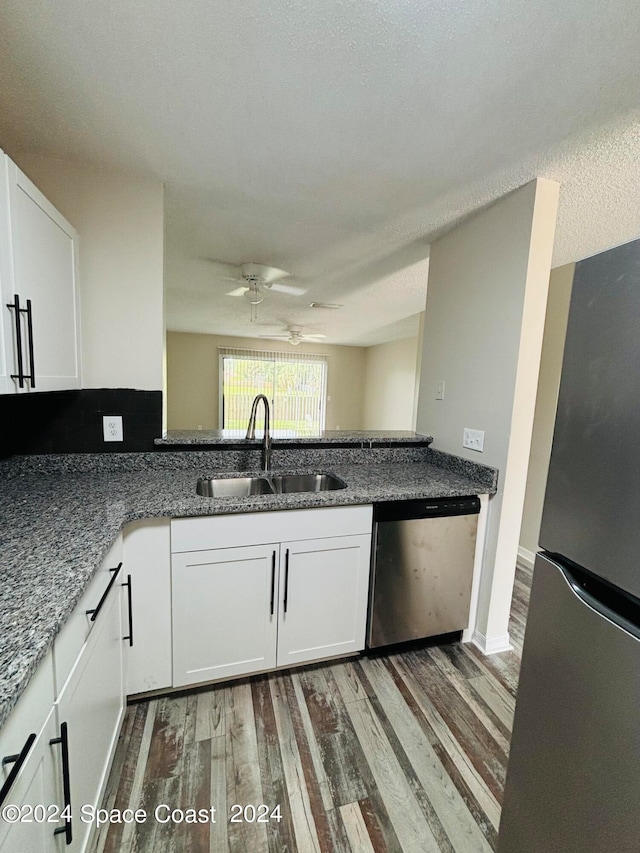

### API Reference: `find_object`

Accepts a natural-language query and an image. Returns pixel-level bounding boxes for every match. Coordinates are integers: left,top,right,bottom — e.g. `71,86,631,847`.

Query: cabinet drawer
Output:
171,505,373,552
52,535,123,697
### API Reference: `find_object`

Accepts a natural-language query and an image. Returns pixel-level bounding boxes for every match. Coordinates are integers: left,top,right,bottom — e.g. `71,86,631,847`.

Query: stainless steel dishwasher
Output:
367,496,480,648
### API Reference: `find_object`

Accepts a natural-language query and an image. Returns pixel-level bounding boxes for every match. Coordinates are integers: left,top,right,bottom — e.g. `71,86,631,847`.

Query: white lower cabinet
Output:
276,534,372,667
55,574,124,853
172,544,279,686
0,543,125,853
171,506,373,688
0,654,61,853
0,709,62,852
123,519,172,695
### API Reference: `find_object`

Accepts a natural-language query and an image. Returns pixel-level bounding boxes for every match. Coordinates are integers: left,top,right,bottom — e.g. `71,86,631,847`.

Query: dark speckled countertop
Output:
0,445,497,729
155,429,433,446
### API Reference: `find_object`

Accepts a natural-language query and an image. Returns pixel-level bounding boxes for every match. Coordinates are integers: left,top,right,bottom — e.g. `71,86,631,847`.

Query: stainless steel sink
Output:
196,472,347,497
196,476,273,497
270,473,347,493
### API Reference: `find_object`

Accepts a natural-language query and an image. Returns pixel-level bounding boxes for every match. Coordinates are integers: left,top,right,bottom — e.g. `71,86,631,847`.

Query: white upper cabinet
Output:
0,151,81,394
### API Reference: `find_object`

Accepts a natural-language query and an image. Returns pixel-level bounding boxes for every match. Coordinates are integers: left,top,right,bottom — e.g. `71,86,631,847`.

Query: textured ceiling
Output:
0,1,639,345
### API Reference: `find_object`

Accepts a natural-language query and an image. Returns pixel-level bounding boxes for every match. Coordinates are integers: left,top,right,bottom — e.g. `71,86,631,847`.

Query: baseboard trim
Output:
472,630,513,655
517,546,535,571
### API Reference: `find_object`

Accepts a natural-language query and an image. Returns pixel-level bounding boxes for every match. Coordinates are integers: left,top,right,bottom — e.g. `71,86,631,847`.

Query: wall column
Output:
416,178,559,652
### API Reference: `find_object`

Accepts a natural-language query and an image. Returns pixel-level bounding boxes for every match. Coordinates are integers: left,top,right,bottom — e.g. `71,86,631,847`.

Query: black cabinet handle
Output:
122,574,133,646
0,733,36,806
86,562,122,622
7,294,25,388
283,549,290,614
6,295,36,388
25,298,35,388
270,552,276,616
50,722,72,844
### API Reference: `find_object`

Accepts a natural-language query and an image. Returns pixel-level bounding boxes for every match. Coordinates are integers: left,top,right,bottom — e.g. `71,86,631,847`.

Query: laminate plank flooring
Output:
94,562,531,853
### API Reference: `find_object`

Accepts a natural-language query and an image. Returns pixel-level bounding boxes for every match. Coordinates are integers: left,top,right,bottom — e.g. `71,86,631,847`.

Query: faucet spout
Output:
245,394,272,471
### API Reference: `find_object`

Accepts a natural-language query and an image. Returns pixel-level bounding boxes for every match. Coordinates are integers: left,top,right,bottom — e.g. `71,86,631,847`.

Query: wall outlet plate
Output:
463,427,484,452
103,415,123,442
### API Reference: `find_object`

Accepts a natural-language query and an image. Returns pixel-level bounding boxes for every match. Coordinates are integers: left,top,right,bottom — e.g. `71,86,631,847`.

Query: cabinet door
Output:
0,708,62,853
0,153,14,395
6,160,81,392
56,585,124,853
277,534,372,668
123,520,172,695
53,535,123,697
172,544,279,687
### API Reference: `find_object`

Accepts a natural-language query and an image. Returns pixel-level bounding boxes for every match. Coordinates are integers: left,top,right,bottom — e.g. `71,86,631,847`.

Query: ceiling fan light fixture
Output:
243,283,264,304
258,325,327,344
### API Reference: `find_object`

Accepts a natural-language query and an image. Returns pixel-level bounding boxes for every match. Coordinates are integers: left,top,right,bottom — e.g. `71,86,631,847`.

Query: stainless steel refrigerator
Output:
498,238,640,852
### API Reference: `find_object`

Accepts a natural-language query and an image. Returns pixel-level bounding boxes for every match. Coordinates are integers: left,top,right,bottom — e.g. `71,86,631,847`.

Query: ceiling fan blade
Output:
267,282,307,296
302,333,327,339
258,334,290,340
242,263,290,285
204,259,240,275
226,286,248,297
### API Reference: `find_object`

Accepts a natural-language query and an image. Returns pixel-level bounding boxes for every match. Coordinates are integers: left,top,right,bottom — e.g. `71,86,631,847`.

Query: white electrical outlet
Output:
436,380,445,400
463,427,484,452
103,415,123,442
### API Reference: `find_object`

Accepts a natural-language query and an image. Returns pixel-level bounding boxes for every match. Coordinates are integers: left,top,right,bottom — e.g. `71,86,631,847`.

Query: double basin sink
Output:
197,472,347,498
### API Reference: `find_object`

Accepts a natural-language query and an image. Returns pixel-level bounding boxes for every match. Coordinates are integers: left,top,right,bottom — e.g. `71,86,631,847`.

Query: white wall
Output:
12,154,164,390
363,335,420,430
166,332,366,430
416,179,559,652
518,263,575,561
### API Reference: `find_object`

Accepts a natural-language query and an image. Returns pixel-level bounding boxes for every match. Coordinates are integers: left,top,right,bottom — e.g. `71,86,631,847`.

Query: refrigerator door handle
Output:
545,554,640,639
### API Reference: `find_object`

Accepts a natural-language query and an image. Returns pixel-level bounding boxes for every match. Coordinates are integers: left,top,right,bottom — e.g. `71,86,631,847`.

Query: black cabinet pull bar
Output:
0,733,36,806
7,295,35,387
270,551,276,616
122,574,133,646
7,294,25,388
283,549,290,614
86,562,123,622
50,722,72,844
25,298,35,388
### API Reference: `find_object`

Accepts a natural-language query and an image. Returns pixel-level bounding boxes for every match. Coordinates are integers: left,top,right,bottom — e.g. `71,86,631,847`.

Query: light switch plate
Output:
103,415,123,442
463,427,484,452
436,381,445,400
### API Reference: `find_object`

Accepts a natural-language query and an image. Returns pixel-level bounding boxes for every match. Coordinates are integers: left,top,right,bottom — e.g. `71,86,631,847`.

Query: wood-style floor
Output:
94,563,531,853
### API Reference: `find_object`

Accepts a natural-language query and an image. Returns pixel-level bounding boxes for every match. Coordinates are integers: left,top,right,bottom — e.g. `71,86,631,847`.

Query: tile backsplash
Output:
0,389,162,457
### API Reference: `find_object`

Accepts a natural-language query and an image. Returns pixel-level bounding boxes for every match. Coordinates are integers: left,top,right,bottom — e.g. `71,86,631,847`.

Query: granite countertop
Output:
0,450,496,729
155,429,434,446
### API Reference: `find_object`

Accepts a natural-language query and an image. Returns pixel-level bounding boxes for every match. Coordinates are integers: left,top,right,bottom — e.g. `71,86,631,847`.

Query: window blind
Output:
219,347,328,436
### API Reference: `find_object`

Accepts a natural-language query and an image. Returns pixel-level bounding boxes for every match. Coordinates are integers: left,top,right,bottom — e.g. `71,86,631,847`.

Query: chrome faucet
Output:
245,394,272,471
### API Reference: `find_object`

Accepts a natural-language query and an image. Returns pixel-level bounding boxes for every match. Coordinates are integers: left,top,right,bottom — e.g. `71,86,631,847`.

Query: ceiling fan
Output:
219,263,307,302
260,326,327,346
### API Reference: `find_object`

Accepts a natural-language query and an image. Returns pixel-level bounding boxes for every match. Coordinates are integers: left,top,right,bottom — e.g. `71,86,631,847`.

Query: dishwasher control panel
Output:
373,495,480,523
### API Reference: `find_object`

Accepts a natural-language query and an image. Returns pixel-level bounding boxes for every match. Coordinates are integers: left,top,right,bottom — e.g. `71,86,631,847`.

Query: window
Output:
219,347,328,436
